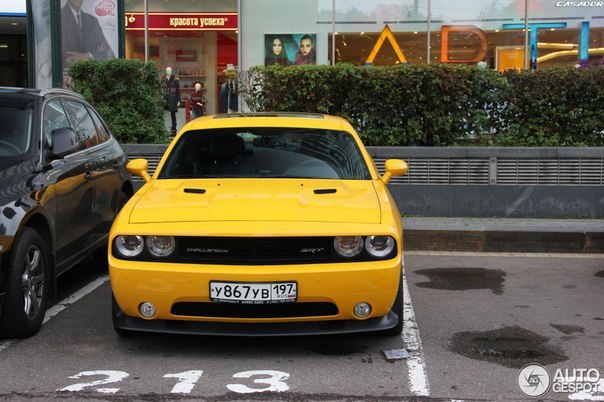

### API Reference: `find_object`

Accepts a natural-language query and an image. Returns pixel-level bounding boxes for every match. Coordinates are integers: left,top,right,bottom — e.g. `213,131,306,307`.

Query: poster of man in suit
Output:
61,0,117,72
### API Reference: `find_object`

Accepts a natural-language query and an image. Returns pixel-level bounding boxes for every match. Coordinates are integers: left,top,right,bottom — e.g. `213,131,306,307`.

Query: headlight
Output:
146,236,176,257
115,235,144,258
365,235,395,258
333,236,364,258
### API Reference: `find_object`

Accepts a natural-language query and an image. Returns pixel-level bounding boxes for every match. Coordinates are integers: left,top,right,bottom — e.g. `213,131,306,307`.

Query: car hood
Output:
128,179,381,224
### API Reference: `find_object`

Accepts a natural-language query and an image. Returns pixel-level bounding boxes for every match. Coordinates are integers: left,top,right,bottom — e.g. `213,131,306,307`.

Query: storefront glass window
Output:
124,0,237,115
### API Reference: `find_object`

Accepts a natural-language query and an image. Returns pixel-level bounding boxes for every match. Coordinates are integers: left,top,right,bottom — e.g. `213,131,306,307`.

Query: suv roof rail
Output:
213,112,324,120
39,88,84,99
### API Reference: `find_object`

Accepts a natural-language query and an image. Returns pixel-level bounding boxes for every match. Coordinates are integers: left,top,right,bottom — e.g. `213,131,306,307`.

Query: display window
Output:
242,0,604,72
124,11,237,115
328,25,604,70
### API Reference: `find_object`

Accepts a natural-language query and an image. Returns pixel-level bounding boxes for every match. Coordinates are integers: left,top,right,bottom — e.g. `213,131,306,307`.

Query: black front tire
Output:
0,228,50,339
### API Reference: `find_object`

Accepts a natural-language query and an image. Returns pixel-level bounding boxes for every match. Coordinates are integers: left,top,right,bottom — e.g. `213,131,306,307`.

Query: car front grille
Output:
171,302,339,318
178,236,332,265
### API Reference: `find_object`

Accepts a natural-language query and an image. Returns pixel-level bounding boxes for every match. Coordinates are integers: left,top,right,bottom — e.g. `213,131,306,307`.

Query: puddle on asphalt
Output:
595,271,604,278
448,326,568,368
550,323,585,335
414,268,506,295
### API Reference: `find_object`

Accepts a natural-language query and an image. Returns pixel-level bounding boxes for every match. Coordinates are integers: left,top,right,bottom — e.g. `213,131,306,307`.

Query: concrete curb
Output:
404,229,604,253
402,217,604,253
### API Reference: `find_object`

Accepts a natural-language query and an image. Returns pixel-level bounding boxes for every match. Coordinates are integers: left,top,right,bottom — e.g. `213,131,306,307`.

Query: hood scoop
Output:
184,188,206,194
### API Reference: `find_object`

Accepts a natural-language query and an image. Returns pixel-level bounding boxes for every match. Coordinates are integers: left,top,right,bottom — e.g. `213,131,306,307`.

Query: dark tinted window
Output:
159,127,371,180
63,99,99,150
43,99,70,150
87,106,111,143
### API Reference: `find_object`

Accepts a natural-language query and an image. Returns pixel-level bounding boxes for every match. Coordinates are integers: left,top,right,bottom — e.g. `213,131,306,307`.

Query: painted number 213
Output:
58,370,290,394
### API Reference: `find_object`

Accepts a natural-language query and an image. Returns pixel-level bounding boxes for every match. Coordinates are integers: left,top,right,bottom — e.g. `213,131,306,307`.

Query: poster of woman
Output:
264,34,317,66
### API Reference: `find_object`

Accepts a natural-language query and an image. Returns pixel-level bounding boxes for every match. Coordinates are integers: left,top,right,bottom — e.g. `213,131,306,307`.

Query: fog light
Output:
353,302,371,318
139,302,156,318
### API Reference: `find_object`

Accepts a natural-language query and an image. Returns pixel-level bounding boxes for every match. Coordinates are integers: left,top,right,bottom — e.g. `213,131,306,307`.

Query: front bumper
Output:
110,256,402,334
113,307,402,336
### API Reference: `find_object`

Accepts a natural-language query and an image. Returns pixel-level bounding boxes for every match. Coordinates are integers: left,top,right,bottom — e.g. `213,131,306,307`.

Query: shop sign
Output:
125,13,237,31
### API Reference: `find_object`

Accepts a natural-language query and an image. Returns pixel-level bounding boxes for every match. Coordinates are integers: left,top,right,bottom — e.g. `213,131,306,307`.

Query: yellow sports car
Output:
109,112,408,336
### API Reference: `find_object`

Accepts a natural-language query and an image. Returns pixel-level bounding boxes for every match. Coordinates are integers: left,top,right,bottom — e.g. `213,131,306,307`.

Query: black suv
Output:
0,87,133,338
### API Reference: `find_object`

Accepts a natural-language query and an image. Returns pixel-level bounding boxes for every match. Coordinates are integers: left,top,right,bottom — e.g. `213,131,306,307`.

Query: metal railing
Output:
123,145,604,186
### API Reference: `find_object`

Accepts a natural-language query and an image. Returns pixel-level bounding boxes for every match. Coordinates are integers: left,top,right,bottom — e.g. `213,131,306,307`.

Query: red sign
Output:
125,13,237,31
95,0,116,17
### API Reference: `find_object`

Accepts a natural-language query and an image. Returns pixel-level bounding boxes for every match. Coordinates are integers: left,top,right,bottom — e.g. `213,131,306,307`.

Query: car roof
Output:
184,112,352,132
0,86,85,100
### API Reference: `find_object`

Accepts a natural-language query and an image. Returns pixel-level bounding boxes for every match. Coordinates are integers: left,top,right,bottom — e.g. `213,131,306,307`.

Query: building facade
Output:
121,0,603,115
20,1,604,94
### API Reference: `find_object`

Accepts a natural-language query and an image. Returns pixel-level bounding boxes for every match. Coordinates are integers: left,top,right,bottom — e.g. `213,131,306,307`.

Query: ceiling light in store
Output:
413,31,418,34
0,44,8,48
11,22,18,26
360,32,365,35
495,29,499,32
550,28,555,31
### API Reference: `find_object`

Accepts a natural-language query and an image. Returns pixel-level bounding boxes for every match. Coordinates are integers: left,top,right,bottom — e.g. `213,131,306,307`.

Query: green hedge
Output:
69,58,169,144
240,64,604,146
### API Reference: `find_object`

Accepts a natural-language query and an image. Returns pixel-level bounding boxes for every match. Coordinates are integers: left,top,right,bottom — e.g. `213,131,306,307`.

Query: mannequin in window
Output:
190,83,207,119
61,0,115,69
219,65,238,114
164,67,181,134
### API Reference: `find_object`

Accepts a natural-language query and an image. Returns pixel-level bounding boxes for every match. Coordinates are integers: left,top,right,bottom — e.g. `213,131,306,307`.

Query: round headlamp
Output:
115,235,144,258
365,235,395,258
333,236,364,258
146,236,176,257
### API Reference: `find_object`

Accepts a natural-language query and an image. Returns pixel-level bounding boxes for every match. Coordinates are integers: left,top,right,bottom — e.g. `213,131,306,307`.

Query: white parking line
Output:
0,275,109,352
43,276,109,324
402,256,430,396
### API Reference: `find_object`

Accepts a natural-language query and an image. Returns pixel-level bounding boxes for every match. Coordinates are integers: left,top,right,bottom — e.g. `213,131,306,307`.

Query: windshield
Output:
0,96,34,160
159,127,371,180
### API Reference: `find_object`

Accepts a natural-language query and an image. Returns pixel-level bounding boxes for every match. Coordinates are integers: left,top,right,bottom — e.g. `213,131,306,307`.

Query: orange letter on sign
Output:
366,25,407,65
441,25,488,63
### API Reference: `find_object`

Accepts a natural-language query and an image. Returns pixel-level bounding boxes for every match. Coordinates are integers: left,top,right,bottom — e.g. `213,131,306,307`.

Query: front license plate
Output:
210,281,297,304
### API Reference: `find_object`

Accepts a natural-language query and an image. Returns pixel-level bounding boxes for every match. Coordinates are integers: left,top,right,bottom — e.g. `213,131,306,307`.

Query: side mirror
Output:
127,158,151,183
49,127,78,158
381,159,408,184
